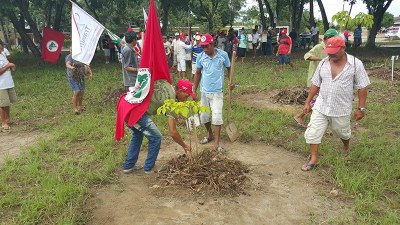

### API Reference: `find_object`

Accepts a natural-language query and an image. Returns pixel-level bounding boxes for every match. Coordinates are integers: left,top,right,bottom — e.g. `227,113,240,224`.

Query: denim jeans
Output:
123,114,162,171
261,42,267,55
266,40,272,55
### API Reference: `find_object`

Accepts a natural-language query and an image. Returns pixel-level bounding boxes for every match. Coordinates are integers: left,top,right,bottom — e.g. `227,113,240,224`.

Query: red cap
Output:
199,33,213,46
177,80,196,100
281,29,287,34
324,36,345,54
127,27,133,31
195,31,201,35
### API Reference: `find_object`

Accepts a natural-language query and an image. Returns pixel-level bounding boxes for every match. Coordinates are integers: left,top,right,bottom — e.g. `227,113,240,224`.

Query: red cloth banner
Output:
114,0,171,140
41,27,65,64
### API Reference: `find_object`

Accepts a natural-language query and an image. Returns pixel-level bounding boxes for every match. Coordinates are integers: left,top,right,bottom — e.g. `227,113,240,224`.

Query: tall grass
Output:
0,48,399,224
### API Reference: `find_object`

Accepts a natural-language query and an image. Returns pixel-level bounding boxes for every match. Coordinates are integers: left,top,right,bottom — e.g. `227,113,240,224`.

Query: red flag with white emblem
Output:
41,27,65,64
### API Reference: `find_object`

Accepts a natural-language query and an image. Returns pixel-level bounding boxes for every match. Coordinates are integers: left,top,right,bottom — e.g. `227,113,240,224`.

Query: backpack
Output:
146,80,175,115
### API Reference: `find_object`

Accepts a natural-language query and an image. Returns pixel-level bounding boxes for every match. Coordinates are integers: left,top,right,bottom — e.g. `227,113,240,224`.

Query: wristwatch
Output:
357,107,367,112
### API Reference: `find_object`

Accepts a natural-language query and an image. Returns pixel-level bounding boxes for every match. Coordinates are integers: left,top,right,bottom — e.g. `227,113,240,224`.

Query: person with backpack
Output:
301,36,370,171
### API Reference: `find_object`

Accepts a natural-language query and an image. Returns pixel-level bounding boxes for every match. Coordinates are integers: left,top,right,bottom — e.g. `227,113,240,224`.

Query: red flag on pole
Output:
41,27,65,64
115,0,171,140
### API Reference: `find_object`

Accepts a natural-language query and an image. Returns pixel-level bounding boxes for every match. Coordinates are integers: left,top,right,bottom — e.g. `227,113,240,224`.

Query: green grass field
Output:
0,47,399,224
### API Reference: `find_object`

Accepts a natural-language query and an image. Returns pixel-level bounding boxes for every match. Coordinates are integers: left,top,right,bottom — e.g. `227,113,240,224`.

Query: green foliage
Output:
352,12,374,28
332,11,352,30
157,99,210,118
381,12,394,28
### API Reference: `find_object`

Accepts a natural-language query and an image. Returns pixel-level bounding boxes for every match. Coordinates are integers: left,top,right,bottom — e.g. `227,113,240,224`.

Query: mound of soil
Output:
103,87,125,104
271,88,308,105
157,150,250,196
367,67,400,81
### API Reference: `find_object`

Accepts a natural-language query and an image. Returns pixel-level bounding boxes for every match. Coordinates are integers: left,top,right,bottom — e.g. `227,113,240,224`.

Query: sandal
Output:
2,125,10,132
200,137,213,145
301,163,319,172
123,164,144,174
216,146,224,152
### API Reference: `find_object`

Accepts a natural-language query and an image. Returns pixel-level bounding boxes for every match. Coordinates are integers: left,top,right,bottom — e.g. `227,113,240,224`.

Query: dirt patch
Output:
238,89,305,115
158,150,250,196
88,140,354,225
367,67,400,81
102,87,125,105
0,130,41,165
271,88,308,105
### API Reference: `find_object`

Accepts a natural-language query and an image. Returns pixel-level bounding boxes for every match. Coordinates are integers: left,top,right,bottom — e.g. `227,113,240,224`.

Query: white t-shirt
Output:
252,33,260,44
311,26,319,36
175,40,192,61
0,54,14,89
1,48,10,57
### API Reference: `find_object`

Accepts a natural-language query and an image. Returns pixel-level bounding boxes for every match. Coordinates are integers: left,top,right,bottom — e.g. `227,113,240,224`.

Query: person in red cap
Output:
301,36,370,171
276,28,295,73
166,80,197,157
193,33,233,152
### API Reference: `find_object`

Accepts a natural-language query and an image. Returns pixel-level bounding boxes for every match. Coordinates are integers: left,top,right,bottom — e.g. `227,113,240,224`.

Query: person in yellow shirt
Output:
294,29,338,127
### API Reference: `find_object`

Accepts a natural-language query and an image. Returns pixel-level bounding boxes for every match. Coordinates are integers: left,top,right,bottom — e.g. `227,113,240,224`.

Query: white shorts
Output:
200,92,224,125
104,49,110,56
177,58,186,72
304,109,351,144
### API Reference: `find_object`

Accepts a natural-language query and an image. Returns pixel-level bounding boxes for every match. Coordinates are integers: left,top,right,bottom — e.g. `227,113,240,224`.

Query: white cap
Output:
174,32,179,36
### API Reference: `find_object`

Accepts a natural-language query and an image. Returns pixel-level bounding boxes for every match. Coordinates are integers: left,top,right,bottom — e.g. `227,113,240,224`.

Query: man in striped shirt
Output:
191,34,203,81
301,36,370,171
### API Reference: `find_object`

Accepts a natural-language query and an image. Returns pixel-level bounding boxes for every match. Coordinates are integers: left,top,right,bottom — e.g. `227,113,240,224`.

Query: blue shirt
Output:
196,49,231,93
354,28,362,38
192,44,203,62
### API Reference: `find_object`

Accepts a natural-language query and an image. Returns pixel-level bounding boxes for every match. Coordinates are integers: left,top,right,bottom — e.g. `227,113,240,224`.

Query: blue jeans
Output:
123,114,162,171
266,40,272,55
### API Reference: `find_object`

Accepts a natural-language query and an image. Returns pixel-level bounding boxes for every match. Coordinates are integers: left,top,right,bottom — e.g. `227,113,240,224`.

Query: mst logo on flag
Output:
46,41,59,52
124,68,151,104
41,27,65,64
71,1,104,65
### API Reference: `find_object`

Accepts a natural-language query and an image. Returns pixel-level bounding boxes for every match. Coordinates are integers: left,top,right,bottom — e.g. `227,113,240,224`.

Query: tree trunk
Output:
45,1,53,27
53,0,65,31
9,11,41,56
0,18,11,45
16,0,42,44
263,0,274,27
316,0,329,31
291,0,305,32
208,17,213,33
160,1,170,35
309,0,314,28
256,0,267,30
365,0,393,47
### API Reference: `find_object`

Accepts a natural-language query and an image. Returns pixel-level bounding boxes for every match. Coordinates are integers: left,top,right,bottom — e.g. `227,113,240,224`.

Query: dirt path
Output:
88,140,353,225
0,130,40,165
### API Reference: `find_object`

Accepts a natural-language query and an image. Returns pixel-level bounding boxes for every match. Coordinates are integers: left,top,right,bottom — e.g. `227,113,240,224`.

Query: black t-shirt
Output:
102,38,109,49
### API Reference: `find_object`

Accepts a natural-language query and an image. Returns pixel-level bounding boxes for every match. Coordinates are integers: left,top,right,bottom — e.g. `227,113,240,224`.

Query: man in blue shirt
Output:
353,24,362,48
193,34,234,151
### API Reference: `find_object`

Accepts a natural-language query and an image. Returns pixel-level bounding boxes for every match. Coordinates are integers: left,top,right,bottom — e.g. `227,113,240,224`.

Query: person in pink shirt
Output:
276,29,295,73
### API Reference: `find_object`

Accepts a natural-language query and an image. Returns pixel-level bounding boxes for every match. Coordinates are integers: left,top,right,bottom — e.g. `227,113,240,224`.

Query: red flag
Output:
115,0,171,140
41,27,65,64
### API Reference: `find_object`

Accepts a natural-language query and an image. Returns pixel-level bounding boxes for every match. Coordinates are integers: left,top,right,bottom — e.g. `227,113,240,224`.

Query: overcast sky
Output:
245,0,400,22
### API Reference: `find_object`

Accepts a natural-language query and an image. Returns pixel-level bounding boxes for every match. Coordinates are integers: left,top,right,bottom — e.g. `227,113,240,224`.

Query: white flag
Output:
71,2,104,64
143,8,148,28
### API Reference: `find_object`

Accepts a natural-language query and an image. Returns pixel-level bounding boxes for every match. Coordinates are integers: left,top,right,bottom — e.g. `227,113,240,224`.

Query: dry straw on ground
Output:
271,88,308,105
157,149,250,196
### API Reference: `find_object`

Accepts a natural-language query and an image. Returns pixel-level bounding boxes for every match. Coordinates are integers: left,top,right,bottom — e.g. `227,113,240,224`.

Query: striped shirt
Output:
311,53,370,117
192,43,203,63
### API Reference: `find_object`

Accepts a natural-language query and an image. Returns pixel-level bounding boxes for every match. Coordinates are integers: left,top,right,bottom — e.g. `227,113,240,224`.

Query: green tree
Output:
364,0,394,47
381,12,394,28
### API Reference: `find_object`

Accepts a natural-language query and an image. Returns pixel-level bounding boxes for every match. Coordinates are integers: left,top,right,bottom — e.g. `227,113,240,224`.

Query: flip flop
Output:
2,125,10,132
200,137,213,145
123,164,144,174
301,163,319,172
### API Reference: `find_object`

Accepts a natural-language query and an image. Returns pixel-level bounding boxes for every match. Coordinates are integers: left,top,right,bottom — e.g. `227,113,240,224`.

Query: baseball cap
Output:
177,80,196,100
199,33,213,46
195,31,201,35
281,29,287,34
324,36,345,54
174,32,179,36
324,28,338,38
